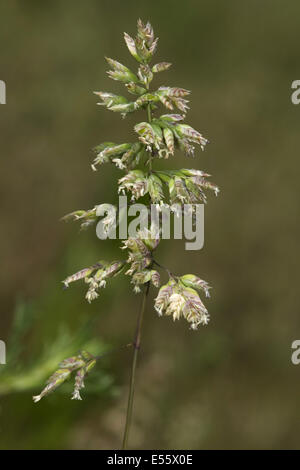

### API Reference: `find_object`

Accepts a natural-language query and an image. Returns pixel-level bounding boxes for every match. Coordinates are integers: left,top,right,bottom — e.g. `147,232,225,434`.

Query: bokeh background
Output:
0,0,299,449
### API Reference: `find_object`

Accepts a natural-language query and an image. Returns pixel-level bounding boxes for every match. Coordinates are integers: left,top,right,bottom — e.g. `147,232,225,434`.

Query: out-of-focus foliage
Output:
0,0,299,450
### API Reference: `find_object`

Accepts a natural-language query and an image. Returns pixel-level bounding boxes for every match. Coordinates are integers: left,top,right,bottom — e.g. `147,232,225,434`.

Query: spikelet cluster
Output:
118,168,218,206
62,260,125,303
122,226,160,293
155,274,211,330
32,351,96,402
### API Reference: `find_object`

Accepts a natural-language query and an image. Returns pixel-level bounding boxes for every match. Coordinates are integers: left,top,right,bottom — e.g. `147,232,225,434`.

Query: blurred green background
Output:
0,0,299,449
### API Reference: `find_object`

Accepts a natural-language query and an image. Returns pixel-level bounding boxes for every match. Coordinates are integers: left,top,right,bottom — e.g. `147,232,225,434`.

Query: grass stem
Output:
122,283,149,449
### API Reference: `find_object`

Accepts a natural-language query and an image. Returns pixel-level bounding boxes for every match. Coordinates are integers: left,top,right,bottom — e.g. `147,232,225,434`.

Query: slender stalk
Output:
152,259,173,278
147,102,153,170
122,283,150,449
147,103,152,123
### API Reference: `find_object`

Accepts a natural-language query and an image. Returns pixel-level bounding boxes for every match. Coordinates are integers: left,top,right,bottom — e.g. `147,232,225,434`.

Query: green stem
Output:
122,283,149,449
147,103,152,123
147,102,153,170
